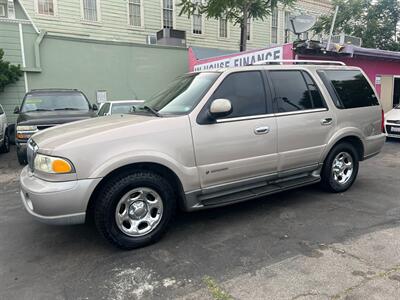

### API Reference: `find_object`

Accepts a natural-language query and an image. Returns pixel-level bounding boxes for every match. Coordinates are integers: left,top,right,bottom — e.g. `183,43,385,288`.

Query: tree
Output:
314,0,400,51
0,49,22,92
178,0,295,52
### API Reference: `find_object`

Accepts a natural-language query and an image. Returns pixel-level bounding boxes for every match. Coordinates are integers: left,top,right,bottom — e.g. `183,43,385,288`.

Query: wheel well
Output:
332,136,364,161
86,163,185,223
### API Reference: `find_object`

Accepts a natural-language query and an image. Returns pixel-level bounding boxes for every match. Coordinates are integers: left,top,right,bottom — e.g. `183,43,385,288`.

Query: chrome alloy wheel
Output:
332,152,354,185
115,187,164,237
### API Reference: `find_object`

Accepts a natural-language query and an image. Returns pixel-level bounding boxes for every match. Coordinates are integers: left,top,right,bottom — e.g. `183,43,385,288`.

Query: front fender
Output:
88,150,200,193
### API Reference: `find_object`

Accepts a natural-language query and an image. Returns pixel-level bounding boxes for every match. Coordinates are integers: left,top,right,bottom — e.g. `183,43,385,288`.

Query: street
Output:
0,141,399,300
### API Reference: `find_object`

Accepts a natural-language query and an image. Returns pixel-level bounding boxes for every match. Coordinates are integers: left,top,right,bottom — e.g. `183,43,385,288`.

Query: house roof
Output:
190,46,237,60
346,45,400,61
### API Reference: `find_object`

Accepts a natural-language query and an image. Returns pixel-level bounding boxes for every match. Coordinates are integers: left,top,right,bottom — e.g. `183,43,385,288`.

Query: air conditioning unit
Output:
146,34,157,45
330,33,362,47
156,28,186,47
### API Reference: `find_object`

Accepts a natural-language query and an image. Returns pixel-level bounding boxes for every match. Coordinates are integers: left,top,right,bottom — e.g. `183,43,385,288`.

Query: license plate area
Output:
391,126,400,133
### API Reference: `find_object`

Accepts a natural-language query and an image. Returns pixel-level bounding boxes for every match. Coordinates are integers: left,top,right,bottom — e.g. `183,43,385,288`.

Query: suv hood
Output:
32,114,159,152
17,110,96,126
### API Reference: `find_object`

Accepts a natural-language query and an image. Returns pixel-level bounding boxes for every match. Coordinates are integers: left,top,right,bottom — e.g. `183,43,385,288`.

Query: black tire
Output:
17,151,28,165
94,170,176,250
321,142,359,193
0,130,10,153
8,124,16,145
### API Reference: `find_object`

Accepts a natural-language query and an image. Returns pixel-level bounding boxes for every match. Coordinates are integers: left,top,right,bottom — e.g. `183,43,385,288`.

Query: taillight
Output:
381,109,385,133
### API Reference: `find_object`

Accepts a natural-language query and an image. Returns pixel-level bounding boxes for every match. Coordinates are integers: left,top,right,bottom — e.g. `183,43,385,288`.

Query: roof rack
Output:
252,59,346,66
30,88,79,92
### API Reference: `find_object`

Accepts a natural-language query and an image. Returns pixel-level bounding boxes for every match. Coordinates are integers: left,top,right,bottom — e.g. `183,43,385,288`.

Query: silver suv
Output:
20,61,385,249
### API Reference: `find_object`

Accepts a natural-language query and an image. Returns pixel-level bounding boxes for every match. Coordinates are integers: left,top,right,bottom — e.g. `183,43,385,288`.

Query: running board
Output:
199,173,320,208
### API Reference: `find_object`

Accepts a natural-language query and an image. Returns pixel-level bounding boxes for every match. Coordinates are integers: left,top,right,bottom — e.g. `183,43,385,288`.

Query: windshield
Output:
139,72,220,115
21,92,90,112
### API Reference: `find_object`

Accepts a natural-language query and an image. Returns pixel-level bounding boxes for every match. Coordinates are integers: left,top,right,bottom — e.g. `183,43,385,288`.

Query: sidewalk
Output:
182,225,400,300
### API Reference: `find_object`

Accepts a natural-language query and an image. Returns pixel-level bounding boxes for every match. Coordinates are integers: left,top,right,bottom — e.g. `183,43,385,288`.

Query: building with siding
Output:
0,0,332,123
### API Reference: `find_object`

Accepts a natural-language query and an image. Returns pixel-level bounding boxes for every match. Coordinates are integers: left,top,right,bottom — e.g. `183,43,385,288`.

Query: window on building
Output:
319,70,379,109
128,0,141,26
284,11,291,43
82,0,98,22
246,17,251,40
270,71,325,113
210,71,267,118
0,0,7,18
163,0,173,28
37,0,55,16
192,0,202,34
219,16,228,38
271,9,278,44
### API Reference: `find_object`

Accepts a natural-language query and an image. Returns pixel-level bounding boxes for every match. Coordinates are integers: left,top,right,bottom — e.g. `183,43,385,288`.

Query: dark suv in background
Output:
14,89,98,165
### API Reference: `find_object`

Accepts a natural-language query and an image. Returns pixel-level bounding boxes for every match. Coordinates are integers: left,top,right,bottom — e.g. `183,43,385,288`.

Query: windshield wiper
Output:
54,108,82,111
24,108,53,112
143,105,161,117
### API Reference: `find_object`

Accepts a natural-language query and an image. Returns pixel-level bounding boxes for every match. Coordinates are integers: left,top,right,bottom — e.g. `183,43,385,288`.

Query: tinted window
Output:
210,71,267,118
0,105,3,115
21,92,90,112
270,70,325,113
302,72,325,109
321,70,379,109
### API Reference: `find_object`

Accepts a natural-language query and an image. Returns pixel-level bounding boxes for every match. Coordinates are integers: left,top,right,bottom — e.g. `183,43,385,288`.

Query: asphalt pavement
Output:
0,141,399,300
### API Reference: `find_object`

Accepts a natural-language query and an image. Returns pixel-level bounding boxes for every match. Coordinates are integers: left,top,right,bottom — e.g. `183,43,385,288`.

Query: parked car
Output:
98,100,144,116
0,104,10,153
14,89,98,165
384,104,400,138
20,62,385,249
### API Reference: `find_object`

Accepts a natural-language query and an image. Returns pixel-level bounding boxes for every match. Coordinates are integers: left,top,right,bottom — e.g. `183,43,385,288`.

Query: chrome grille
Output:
27,139,38,171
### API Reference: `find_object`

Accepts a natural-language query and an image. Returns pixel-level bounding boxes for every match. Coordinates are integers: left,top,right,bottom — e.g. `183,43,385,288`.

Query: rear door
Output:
268,69,336,173
190,70,278,189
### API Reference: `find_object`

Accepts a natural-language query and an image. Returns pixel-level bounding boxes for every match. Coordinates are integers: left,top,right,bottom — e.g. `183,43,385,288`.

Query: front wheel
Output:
0,130,10,153
321,142,359,193
94,170,176,250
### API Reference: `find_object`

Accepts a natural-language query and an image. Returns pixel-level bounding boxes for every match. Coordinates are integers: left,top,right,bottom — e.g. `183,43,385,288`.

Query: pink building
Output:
189,43,400,112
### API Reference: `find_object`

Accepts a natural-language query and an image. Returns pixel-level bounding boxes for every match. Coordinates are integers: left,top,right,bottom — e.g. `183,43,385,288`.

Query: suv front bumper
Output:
20,166,101,225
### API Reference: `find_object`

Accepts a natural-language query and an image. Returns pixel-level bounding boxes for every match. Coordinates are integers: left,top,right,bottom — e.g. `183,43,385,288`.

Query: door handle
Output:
254,126,270,135
321,118,333,126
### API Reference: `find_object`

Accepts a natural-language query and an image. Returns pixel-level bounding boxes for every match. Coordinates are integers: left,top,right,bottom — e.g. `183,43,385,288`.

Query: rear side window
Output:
270,70,325,113
319,70,379,109
210,71,267,118
0,105,4,115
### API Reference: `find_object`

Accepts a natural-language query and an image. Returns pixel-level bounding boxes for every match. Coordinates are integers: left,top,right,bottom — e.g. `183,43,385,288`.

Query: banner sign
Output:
194,46,283,72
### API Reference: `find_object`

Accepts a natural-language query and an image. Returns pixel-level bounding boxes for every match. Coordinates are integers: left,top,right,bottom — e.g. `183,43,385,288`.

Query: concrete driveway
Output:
0,142,399,300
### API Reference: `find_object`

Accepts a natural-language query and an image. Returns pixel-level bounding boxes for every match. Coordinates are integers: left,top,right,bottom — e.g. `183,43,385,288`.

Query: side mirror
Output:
209,98,232,119
14,106,20,114
92,103,98,111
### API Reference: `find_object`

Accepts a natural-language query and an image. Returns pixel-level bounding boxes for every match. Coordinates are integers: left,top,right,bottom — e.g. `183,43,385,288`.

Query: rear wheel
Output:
94,170,176,250
321,142,359,193
0,130,10,153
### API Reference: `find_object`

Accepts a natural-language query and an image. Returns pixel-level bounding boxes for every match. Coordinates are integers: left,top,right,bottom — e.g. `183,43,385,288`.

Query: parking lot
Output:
0,141,399,300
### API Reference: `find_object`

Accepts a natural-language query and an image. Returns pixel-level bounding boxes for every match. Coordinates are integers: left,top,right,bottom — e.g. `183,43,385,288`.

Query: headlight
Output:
34,154,75,174
16,125,38,140
17,125,38,132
